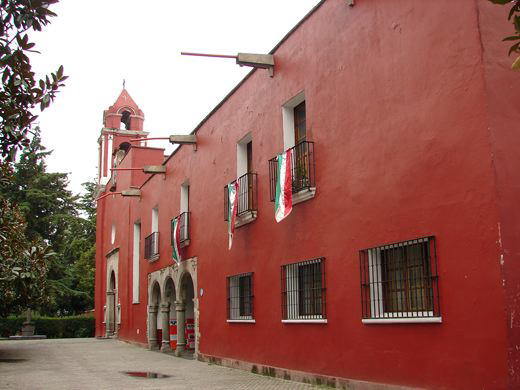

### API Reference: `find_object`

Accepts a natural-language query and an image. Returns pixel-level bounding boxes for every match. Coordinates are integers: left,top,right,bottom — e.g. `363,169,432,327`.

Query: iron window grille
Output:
268,141,315,202
144,232,159,261
359,236,440,320
281,258,326,320
227,273,254,320
171,212,190,248
224,173,258,221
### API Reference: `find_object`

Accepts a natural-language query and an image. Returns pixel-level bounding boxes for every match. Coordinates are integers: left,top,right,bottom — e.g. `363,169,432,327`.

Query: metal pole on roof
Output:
180,52,238,60
96,192,122,201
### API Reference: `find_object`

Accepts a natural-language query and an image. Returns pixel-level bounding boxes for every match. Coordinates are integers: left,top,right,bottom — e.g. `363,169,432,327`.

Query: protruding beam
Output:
143,165,166,174
96,192,121,201
181,51,275,77
121,189,141,197
169,135,197,145
236,53,275,77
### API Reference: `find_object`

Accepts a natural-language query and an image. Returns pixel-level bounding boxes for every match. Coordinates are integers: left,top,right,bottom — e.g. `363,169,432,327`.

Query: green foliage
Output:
0,129,96,316
0,315,94,338
0,0,68,161
489,0,520,68
0,194,51,317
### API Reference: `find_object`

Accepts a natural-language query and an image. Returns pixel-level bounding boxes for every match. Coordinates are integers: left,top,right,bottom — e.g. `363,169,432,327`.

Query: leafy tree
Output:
489,0,520,69
0,182,51,317
1,131,96,316
0,0,68,162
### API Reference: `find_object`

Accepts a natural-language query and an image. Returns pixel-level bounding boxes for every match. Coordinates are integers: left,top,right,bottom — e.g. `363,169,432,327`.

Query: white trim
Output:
235,210,257,228
282,319,327,324
132,222,141,304
236,132,252,178
292,187,316,205
226,319,256,323
282,91,305,150
362,317,442,324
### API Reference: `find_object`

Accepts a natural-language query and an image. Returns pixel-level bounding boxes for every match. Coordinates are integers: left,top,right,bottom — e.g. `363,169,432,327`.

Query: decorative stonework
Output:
146,257,199,356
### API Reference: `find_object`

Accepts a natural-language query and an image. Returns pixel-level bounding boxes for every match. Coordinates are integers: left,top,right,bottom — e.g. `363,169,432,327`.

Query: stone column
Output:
106,291,115,336
148,305,159,350
175,301,186,357
160,303,171,353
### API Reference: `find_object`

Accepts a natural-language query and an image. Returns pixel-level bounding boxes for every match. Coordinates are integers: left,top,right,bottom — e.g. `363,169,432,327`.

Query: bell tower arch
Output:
98,88,149,186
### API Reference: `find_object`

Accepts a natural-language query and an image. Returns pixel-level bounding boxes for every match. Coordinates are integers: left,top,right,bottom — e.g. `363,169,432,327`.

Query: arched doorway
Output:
106,271,116,337
159,278,176,353
148,281,161,350
175,272,195,357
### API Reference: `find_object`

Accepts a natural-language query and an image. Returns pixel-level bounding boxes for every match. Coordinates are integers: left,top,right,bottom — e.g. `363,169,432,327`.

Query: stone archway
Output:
175,271,196,357
148,281,161,350
147,257,198,356
159,277,176,353
106,271,116,337
105,249,119,338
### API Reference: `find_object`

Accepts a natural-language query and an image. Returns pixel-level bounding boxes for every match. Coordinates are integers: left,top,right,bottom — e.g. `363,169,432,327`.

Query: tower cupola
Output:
97,88,149,186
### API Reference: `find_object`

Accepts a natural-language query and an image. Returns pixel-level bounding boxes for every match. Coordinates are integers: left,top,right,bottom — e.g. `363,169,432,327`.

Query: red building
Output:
94,1,520,388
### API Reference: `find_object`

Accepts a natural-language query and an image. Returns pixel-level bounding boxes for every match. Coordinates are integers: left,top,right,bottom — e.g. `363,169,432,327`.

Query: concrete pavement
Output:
0,338,316,389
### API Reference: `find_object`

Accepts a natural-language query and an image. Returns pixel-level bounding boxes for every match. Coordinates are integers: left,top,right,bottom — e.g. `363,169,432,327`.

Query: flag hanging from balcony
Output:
172,217,181,264
275,149,293,222
228,181,239,250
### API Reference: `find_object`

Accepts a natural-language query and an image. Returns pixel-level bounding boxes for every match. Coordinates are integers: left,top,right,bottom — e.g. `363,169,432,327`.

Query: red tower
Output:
97,89,148,186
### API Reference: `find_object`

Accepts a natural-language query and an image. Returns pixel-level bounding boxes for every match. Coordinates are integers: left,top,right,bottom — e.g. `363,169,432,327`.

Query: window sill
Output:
282,319,327,324
147,255,159,263
362,317,442,324
227,319,256,323
293,187,316,205
236,211,257,228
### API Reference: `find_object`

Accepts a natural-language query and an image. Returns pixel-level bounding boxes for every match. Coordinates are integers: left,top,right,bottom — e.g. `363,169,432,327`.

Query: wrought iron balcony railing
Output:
144,232,159,261
171,212,190,248
224,173,258,221
268,141,315,202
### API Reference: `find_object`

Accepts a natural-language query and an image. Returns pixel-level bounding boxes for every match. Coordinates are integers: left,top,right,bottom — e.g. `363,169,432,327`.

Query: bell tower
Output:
97,89,148,186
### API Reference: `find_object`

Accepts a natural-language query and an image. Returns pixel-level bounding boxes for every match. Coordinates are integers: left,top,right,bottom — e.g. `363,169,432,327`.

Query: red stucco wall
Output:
95,0,519,388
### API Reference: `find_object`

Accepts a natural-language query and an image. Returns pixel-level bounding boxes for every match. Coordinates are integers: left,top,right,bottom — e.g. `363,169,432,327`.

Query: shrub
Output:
0,315,94,338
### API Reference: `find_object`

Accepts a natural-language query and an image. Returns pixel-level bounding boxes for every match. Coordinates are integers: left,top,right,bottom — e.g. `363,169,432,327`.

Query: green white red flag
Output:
275,149,293,222
172,217,181,264
228,181,239,250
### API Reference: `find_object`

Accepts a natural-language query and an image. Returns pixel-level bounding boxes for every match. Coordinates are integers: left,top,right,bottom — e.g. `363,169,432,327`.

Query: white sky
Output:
29,0,320,195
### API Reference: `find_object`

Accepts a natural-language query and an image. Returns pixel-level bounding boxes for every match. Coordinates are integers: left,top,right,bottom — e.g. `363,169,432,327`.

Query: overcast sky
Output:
29,0,320,195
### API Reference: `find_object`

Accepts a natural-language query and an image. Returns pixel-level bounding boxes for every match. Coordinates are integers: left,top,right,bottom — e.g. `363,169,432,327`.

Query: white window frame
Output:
227,273,254,323
362,238,442,324
282,91,305,151
132,221,141,304
282,258,327,323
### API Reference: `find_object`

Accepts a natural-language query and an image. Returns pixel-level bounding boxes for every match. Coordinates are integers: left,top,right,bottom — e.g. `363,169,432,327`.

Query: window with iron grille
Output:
281,258,326,321
171,212,190,248
359,237,441,321
268,141,315,202
227,273,254,321
224,173,257,221
144,232,159,261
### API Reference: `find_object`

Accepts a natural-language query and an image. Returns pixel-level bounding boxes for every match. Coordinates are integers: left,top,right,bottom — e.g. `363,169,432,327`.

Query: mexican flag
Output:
172,217,181,264
228,181,239,250
275,149,293,223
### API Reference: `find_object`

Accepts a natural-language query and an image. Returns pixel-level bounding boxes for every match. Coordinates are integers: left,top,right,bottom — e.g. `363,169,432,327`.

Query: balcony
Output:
269,141,316,204
224,173,258,227
171,212,190,248
144,232,159,262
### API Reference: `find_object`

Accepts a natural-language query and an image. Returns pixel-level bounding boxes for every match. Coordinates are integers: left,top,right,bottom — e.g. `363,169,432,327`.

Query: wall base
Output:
94,337,422,389
198,353,421,389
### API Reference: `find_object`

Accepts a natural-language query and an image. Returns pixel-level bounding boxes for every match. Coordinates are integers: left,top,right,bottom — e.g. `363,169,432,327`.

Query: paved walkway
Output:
0,338,316,389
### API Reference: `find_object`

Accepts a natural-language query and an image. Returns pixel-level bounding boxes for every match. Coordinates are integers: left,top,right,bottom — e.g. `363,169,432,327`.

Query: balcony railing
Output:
224,173,258,221
268,141,315,201
144,232,159,261
171,212,190,248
